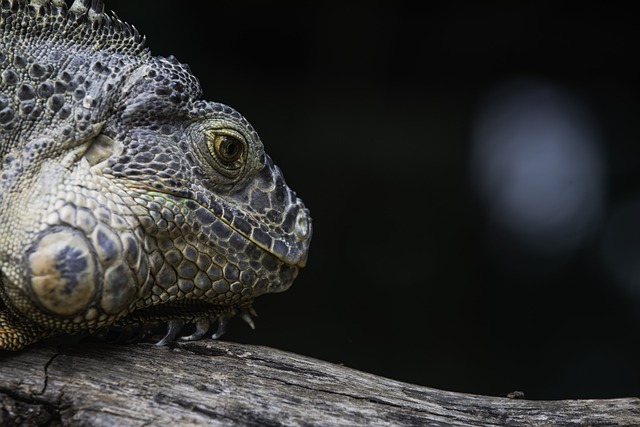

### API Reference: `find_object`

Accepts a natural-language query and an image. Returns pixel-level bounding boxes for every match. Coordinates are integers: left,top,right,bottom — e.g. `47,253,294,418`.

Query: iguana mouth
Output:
124,183,312,268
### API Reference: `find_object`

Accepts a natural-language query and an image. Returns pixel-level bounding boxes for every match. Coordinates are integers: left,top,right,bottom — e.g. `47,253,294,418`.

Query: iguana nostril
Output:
27,228,97,317
294,207,311,242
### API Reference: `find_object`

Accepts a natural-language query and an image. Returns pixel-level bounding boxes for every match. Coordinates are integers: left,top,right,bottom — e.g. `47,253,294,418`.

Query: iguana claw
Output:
180,318,210,341
211,316,229,340
155,319,185,346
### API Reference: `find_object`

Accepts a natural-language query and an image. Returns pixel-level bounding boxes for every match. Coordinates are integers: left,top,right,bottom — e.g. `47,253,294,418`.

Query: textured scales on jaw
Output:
0,0,312,350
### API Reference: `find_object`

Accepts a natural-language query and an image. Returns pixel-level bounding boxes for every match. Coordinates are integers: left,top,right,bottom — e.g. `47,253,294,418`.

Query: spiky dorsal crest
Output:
0,0,148,56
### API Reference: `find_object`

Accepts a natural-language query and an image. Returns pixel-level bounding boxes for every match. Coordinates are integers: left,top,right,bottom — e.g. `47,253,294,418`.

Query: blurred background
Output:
110,1,640,399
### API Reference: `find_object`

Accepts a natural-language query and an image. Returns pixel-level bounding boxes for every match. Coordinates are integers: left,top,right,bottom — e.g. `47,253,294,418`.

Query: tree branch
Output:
1,340,638,426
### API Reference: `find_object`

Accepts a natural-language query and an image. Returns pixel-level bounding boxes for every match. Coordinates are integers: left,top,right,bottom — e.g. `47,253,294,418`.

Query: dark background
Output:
109,1,640,399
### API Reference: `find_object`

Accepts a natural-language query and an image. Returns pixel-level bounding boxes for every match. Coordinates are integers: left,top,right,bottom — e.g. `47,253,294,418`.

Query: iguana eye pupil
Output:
219,136,240,159
213,134,244,163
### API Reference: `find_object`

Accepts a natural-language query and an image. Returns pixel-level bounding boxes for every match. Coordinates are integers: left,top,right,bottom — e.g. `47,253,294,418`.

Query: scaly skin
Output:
0,0,311,350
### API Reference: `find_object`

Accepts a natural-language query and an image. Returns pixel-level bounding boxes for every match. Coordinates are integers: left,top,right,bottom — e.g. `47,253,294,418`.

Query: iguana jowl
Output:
0,0,311,350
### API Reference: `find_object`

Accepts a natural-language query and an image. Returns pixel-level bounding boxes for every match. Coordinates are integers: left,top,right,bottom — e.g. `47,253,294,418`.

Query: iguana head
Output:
0,0,311,349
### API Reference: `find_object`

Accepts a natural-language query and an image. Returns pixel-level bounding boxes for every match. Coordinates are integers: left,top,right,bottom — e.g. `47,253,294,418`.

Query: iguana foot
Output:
160,306,257,344
107,302,258,346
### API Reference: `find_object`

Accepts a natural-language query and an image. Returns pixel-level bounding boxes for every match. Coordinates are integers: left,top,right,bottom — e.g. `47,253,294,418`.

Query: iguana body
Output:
0,0,311,350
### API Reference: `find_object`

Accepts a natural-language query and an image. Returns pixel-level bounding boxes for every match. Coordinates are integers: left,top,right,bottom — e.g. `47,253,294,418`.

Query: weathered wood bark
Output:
0,339,638,426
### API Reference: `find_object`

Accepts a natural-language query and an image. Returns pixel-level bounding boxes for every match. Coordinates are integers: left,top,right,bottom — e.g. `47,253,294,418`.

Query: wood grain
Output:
1,339,638,426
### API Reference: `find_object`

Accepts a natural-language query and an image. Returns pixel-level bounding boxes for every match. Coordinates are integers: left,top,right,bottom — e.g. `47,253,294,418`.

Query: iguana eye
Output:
204,129,247,173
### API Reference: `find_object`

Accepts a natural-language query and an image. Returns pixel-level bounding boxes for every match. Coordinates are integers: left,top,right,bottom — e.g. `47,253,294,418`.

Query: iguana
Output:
0,0,311,350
